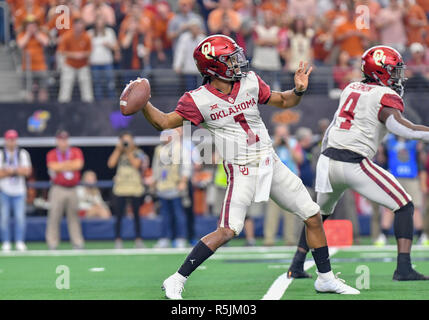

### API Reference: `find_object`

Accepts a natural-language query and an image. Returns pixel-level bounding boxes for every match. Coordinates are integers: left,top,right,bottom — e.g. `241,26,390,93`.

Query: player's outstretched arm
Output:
266,61,313,109
379,107,429,142
141,101,184,131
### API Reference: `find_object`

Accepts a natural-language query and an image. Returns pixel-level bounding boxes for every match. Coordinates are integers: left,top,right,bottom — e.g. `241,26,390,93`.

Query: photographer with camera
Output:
0,130,32,252
108,132,147,249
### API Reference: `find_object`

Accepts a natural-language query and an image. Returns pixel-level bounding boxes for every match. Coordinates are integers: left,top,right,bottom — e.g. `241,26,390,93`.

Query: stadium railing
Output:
2,67,336,102
0,2,10,45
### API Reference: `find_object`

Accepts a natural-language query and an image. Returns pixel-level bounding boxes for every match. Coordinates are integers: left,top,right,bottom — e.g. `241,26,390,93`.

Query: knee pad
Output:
393,202,414,240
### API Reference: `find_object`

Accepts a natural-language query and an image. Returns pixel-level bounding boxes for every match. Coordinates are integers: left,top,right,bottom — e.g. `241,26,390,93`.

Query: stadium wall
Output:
12,215,373,242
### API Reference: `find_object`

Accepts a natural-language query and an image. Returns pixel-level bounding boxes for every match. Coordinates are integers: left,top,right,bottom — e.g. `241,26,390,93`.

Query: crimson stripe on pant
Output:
364,159,411,204
360,160,403,207
218,162,234,229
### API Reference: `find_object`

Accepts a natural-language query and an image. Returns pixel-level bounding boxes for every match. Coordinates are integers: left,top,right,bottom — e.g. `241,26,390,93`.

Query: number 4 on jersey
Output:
338,92,361,130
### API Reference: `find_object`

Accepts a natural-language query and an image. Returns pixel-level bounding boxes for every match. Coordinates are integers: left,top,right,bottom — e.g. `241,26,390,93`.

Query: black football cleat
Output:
287,268,312,279
393,269,429,281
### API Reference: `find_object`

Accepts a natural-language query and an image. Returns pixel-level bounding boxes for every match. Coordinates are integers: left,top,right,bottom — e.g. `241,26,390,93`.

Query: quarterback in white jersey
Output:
138,35,359,298
288,46,429,282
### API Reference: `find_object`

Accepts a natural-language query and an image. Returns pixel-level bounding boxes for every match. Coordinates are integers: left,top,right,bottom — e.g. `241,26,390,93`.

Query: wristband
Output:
293,88,306,96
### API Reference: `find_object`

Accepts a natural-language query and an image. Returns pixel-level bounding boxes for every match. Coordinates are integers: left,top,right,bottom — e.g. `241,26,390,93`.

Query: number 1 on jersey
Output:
234,113,260,145
339,92,361,130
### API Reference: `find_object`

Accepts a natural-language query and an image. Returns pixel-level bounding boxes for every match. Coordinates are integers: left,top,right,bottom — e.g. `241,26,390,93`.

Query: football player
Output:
288,46,429,281
138,35,359,298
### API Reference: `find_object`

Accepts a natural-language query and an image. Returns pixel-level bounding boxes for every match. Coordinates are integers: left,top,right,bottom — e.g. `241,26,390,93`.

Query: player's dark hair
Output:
361,75,374,83
202,76,211,85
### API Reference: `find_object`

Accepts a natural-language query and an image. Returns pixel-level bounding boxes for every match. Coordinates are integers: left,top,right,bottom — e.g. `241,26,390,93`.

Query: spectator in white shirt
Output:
0,130,32,252
88,16,119,100
251,10,282,91
173,19,206,91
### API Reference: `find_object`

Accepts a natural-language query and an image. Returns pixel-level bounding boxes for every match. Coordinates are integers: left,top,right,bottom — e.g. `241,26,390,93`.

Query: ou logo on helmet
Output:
201,42,215,60
373,49,386,67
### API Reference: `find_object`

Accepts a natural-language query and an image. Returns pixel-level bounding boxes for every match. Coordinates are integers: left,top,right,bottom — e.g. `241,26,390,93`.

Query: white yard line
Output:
0,246,300,257
0,244,426,258
261,248,339,300
0,246,296,257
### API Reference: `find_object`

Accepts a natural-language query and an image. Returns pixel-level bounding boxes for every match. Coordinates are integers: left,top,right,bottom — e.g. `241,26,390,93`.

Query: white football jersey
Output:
323,82,404,159
175,71,273,165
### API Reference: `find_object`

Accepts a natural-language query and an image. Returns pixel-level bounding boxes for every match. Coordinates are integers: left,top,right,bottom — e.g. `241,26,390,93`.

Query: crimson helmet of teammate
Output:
361,45,406,96
193,35,249,82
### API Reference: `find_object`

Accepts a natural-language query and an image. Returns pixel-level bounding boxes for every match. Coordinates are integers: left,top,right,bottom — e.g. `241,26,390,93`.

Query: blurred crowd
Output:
4,0,429,102
2,0,429,251
2,123,429,251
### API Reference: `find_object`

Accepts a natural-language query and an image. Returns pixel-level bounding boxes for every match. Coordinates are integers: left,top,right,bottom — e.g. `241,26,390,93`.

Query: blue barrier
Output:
2,215,372,242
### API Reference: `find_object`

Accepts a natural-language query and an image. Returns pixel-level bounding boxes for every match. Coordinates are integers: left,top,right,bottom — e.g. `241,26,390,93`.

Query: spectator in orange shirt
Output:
81,0,116,28
46,0,76,39
324,0,347,28
6,0,21,15
45,0,81,70
118,3,152,71
417,0,429,18
313,17,334,66
57,17,94,103
17,16,49,102
6,0,48,16
151,1,174,68
333,3,370,61
257,0,287,20
207,0,241,34
404,0,428,46
13,0,46,33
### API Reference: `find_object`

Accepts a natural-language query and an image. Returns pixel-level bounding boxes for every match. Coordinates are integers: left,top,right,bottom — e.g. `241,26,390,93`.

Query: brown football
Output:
119,78,151,116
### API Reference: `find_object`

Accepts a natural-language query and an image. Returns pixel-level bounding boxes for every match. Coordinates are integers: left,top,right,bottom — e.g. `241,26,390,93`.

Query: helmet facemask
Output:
218,48,249,81
385,62,406,97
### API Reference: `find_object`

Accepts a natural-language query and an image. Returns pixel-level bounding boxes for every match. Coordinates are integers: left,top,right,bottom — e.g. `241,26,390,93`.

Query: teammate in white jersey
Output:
288,46,429,281
137,35,359,298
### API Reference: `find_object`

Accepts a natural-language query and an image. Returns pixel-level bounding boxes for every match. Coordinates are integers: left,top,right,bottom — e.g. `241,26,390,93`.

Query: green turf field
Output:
0,239,428,300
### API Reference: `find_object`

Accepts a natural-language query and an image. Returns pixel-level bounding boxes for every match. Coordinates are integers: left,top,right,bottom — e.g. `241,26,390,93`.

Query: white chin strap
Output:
385,115,429,142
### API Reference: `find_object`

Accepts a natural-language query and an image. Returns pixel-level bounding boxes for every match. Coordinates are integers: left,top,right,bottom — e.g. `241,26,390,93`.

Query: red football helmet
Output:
193,35,249,81
361,45,406,96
